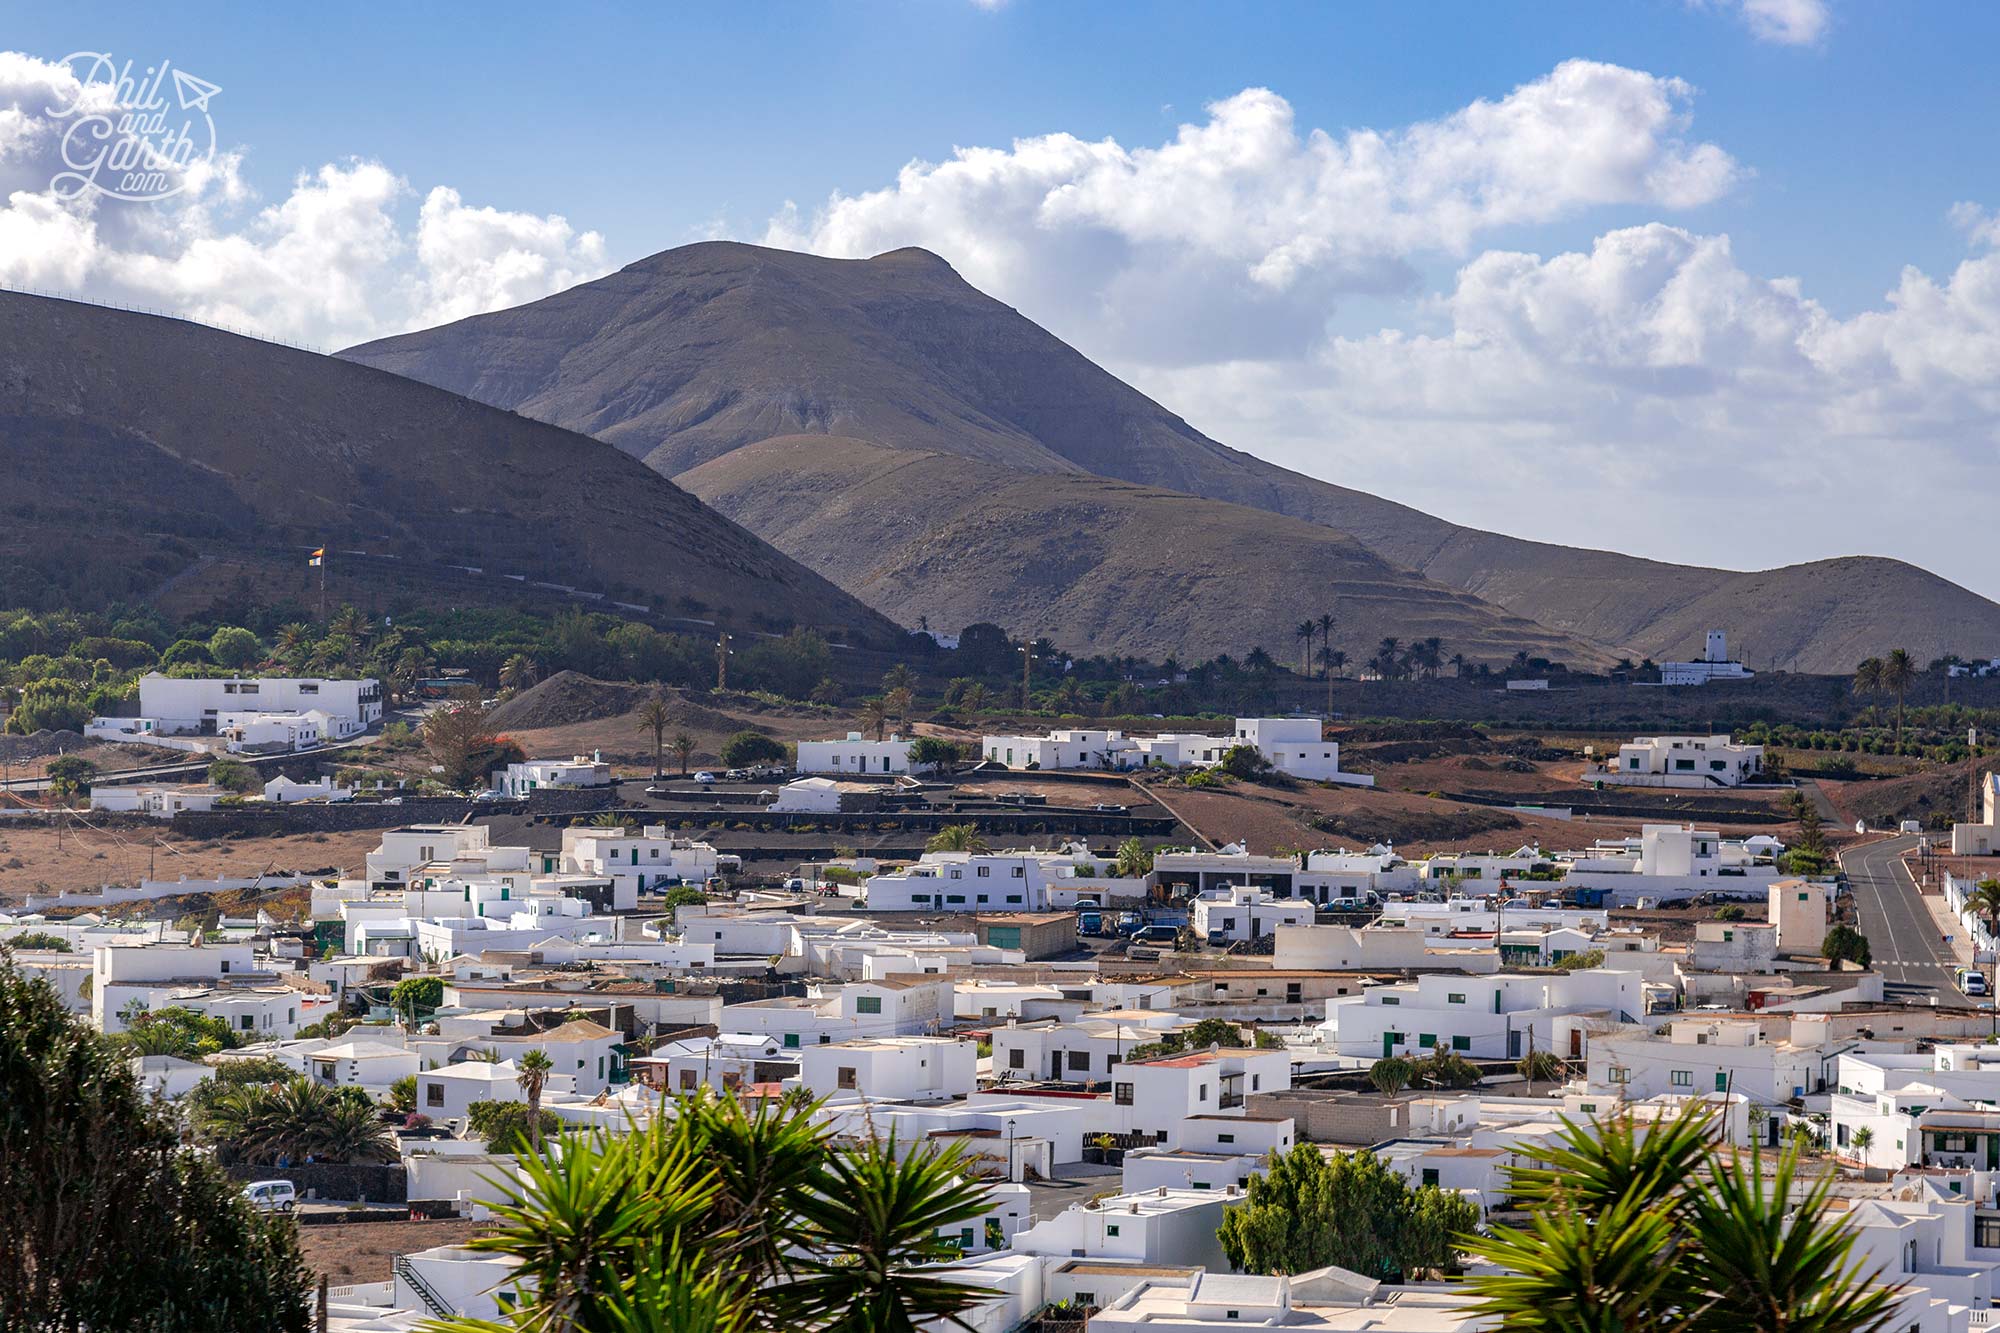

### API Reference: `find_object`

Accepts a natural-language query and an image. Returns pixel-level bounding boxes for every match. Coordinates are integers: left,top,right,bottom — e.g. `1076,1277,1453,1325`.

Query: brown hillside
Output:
0,292,898,644
342,241,2000,671
678,435,1611,665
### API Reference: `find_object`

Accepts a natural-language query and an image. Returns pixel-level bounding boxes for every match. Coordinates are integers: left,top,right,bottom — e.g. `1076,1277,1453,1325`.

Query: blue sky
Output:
5,2,2000,589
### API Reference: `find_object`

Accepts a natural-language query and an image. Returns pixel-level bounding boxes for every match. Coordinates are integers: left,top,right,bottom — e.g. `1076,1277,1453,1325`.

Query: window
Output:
949,869,962,880
1106,1224,1120,1238
1199,1083,1210,1102
1421,1168,1440,1187
1447,992,1466,1005
783,1034,800,1050
1012,866,1025,878
1114,1082,1133,1105
856,996,883,1015
1977,1215,2000,1249
1418,1034,1436,1049
1609,1067,1630,1084
1722,930,1734,942
837,1067,857,1089
1451,1036,1471,1052
1381,996,1400,1006
1009,1049,1026,1069
977,866,991,878
1670,1070,1692,1087
1067,1050,1090,1072
1217,1132,1235,1144
427,1082,445,1107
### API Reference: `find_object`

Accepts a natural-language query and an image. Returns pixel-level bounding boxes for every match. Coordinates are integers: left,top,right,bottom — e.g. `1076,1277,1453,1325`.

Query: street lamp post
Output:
1006,1117,1018,1183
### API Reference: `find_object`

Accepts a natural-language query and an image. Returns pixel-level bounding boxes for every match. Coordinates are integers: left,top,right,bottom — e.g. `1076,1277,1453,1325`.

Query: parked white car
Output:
245,1179,297,1213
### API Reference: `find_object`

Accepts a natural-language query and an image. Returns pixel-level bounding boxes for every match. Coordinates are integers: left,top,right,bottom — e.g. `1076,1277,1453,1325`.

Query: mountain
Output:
0,291,900,644
343,241,2000,671
677,435,1611,665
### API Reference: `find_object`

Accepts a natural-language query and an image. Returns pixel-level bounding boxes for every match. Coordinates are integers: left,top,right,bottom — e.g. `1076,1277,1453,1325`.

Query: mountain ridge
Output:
342,240,2000,671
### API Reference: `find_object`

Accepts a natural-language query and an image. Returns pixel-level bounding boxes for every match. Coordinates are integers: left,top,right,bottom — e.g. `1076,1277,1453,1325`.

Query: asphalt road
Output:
1840,834,1965,999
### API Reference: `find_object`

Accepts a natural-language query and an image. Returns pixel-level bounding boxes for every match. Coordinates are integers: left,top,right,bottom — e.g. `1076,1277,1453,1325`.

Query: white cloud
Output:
1729,0,1830,45
766,61,1739,367
0,51,610,347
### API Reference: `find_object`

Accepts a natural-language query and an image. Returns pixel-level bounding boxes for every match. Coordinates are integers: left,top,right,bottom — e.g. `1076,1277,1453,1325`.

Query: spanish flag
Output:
309,548,324,567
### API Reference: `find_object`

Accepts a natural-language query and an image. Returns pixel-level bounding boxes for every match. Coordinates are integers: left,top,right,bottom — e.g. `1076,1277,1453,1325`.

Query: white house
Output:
1010,1188,1232,1271
795,733,912,776
1122,1113,1295,1194
1658,631,1755,686
1191,886,1316,944
89,784,224,818
263,774,353,803
862,847,1117,913
720,978,954,1051
136,673,381,737
560,825,718,906
416,1058,579,1122
130,1054,215,1100
492,755,613,796
304,1039,423,1094
798,1036,978,1101
1586,1015,1842,1107
1321,969,1646,1064
1090,1267,1489,1332
991,1013,1192,1085
1592,734,1764,788
217,710,324,753
980,719,1371,786
1950,772,2000,855
1227,717,1371,785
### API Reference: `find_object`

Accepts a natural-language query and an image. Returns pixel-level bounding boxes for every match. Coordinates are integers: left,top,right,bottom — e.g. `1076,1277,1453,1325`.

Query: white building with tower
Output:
1658,632,1755,686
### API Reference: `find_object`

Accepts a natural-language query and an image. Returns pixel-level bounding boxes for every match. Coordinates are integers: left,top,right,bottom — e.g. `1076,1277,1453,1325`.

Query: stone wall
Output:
225,1161,407,1204
171,786,615,837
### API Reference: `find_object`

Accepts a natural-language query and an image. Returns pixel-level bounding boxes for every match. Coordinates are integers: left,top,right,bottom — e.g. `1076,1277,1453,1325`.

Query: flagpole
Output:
317,546,326,624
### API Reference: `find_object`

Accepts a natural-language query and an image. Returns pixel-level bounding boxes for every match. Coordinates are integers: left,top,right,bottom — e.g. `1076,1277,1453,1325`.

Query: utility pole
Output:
1020,639,1037,710
716,633,732,691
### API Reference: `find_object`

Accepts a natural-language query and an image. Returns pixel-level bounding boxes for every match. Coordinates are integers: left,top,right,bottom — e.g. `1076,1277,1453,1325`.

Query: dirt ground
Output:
1146,776,1798,858
0,821,381,904
295,1218,502,1284
0,739,192,781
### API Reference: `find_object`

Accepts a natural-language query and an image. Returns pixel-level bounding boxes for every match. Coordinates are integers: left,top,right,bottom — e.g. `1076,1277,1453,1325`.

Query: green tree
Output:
436,1090,992,1333
118,1005,239,1060
669,731,697,777
0,963,311,1332
43,755,95,799
8,679,91,734
1851,656,1883,701
208,626,264,669
498,653,541,693
1218,1142,1479,1280
907,735,963,772
516,1049,554,1154
1,931,70,952
925,823,989,854
1370,1056,1413,1096
1411,1048,1483,1089
663,884,708,912
466,1100,566,1155
1218,743,1275,781
388,1074,419,1114
720,731,788,768
1553,948,1607,971
1183,1017,1247,1049
1517,1048,1565,1093
1465,1105,1895,1333
1821,924,1872,968
391,975,445,1024
207,756,260,794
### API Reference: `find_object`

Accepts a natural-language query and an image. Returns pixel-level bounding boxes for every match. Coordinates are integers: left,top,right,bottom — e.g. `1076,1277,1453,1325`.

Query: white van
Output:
245,1179,298,1213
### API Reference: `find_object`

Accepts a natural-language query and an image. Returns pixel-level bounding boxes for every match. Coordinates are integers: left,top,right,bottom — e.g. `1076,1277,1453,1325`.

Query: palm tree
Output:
1448,652,1467,678
274,623,311,663
499,653,540,694
1372,637,1401,681
1466,1106,1894,1333
1315,613,1336,674
962,682,991,712
1294,620,1316,676
516,1049,554,1154
198,1077,395,1165
1326,649,1348,678
1114,837,1154,879
1852,656,1884,700
925,823,989,854
881,663,916,693
1849,1126,1874,1159
590,812,626,828
669,731,696,777
884,685,915,723
636,689,672,776
859,698,891,742
329,604,368,644
1881,648,1918,752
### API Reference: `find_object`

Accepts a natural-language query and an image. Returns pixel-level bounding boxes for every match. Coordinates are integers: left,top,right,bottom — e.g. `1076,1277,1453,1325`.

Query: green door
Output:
1383,1032,1403,1058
